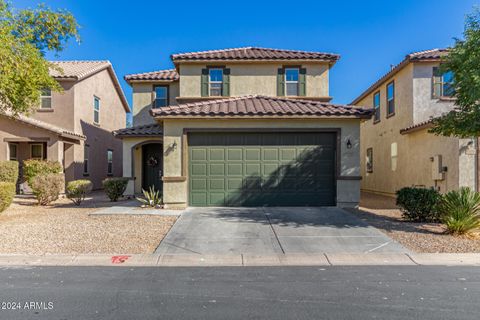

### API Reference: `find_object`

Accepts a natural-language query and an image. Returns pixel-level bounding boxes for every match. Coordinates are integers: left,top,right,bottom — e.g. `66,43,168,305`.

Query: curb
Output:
0,253,479,267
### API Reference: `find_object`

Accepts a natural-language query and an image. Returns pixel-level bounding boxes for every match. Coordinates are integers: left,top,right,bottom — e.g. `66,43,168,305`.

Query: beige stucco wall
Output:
131,82,179,126
161,118,361,208
178,63,330,98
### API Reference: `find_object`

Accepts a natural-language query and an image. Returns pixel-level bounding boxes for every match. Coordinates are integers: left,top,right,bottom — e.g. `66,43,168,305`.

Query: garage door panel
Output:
191,179,207,191
227,149,243,161
191,163,207,176
227,163,242,175
245,149,261,161
209,149,225,161
209,179,225,190
245,163,261,175
209,163,225,175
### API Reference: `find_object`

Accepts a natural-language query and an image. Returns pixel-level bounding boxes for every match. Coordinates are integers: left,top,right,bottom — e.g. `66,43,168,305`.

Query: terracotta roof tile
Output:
151,95,372,118
171,47,340,62
124,69,179,82
113,123,163,137
400,119,434,134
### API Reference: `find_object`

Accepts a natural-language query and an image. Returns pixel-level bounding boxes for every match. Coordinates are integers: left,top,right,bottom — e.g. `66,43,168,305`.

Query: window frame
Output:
386,81,395,117
8,143,18,161
83,144,89,176
366,147,373,173
433,68,455,98
285,67,300,97
30,143,43,160
93,96,100,125
107,149,113,176
373,91,381,123
40,88,52,109
153,85,169,109
208,68,224,97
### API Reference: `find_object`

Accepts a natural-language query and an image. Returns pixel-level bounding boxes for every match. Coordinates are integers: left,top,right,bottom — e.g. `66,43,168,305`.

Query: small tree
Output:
430,8,480,138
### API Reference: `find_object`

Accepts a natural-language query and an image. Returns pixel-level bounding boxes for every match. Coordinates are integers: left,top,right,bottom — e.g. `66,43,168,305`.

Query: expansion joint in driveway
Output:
262,208,285,254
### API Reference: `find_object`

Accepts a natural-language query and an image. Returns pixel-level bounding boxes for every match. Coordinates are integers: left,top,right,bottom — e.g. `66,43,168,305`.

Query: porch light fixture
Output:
346,139,352,149
170,141,177,150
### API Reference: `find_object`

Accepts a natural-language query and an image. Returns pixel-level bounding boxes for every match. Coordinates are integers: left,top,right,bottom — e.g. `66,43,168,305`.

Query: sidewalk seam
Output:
263,208,285,254
405,253,420,266
324,253,333,266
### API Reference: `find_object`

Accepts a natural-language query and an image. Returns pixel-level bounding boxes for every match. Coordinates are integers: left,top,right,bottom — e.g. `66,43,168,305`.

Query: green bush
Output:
66,179,93,206
103,177,129,202
30,173,64,205
0,182,15,212
396,187,441,222
438,187,480,235
0,161,19,183
23,159,62,185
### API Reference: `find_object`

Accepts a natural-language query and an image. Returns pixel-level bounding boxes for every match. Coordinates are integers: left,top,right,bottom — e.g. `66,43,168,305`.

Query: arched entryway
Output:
142,143,163,192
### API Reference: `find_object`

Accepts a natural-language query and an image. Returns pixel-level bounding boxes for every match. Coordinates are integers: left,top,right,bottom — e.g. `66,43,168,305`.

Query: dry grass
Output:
347,192,480,253
0,192,176,254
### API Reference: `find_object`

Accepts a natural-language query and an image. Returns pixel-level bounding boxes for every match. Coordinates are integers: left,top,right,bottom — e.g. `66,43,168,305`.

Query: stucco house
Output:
353,49,479,197
0,61,130,190
115,47,372,208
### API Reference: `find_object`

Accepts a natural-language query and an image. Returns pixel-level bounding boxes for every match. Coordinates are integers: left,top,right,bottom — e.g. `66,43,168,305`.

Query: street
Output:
0,266,479,319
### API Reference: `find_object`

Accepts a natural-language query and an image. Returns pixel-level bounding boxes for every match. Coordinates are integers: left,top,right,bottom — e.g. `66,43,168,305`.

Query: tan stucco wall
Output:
178,63,330,98
358,62,476,195
161,118,361,208
131,82,179,126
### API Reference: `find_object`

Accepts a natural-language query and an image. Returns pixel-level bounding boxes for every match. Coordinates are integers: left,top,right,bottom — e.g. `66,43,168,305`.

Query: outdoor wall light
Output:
170,141,177,150
346,139,352,149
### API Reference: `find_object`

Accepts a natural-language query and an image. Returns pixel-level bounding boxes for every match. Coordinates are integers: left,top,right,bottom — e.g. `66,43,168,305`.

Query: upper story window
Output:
209,68,223,96
386,81,395,116
433,67,455,98
285,68,300,96
40,88,52,109
153,86,168,108
93,96,100,124
373,91,380,123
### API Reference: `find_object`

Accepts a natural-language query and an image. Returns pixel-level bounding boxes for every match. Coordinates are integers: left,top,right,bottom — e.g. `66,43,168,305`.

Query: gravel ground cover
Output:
347,192,480,253
0,192,177,254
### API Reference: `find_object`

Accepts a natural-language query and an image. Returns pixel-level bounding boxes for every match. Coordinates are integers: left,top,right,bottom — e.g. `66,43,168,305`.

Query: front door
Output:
142,143,163,192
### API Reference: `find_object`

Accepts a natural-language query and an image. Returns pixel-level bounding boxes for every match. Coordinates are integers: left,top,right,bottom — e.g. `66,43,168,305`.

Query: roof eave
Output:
152,114,372,120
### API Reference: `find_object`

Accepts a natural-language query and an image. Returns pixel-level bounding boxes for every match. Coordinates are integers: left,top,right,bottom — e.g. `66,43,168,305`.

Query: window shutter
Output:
201,68,209,97
277,68,285,96
299,68,307,96
222,68,230,97
432,67,442,98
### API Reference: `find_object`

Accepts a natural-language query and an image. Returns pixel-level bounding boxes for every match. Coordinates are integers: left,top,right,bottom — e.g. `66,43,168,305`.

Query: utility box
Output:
431,155,445,181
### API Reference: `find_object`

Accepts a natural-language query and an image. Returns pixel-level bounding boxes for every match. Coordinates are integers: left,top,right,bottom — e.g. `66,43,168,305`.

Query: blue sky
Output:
17,0,479,109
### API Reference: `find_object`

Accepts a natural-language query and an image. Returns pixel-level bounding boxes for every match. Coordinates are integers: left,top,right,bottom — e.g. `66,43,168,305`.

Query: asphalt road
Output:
0,266,479,319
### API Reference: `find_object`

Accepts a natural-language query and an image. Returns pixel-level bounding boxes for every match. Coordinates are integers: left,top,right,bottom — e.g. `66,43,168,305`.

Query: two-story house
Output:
0,61,130,189
115,47,372,208
353,49,479,197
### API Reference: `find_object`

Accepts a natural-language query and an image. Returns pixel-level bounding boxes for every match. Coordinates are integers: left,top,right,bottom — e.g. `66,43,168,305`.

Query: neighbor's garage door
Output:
188,132,336,207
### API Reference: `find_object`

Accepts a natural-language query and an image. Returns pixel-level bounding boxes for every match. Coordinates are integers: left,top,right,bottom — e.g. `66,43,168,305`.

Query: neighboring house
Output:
115,47,372,208
353,49,479,197
0,61,130,190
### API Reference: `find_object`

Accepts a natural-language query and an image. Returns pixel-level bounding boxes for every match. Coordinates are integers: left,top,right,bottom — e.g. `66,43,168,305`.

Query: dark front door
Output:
142,143,163,192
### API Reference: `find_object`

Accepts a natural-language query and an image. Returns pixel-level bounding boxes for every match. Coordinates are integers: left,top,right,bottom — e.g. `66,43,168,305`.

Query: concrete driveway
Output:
155,207,408,255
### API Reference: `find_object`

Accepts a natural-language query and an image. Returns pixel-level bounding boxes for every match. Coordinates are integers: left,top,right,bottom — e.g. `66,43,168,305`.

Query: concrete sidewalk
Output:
0,253,479,267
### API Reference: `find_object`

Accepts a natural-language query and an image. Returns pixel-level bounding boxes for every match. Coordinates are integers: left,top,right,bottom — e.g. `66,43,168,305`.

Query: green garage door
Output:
188,132,337,207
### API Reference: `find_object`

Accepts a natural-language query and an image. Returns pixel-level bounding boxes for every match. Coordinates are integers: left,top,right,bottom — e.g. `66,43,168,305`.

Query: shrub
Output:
396,187,441,222
0,161,19,183
438,187,480,235
66,179,93,206
103,177,129,202
136,186,162,208
23,160,62,185
0,182,15,212
30,173,64,205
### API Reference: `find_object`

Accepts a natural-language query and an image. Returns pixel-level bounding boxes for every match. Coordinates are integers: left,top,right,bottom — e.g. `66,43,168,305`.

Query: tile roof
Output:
113,123,163,137
1,112,86,141
124,69,179,82
351,48,448,105
171,47,340,62
400,119,434,134
49,61,130,112
150,95,372,118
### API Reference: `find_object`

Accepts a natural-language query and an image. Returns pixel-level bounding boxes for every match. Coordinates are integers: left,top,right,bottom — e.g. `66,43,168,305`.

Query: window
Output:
285,68,299,96
40,88,52,109
373,91,380,122
366,148,373,173
433,68,455,98
9,143,17,160
209,69,223,96
153,86,168,108
391,142,398,171
30,144,43,159
107,150,113,175
386,81,395,116
83,145,89,175
93,96,100,124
